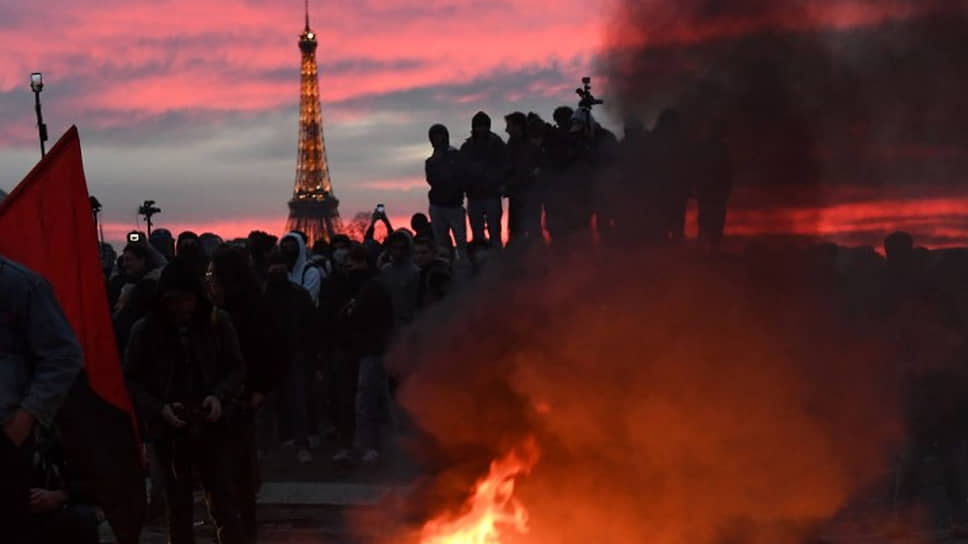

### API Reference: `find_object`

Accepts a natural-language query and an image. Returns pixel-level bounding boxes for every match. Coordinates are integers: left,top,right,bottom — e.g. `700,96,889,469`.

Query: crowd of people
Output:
83,102,736,542
4,102,968,543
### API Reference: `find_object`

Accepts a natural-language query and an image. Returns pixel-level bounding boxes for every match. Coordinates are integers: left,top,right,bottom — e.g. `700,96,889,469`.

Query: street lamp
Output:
30,72,48,158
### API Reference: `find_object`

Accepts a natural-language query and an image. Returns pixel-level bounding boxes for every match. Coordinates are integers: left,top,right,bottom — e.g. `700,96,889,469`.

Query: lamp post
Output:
30,72,48,158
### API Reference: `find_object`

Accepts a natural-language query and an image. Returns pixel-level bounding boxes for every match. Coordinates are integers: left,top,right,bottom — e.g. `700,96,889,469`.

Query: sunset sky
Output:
1,0,965,249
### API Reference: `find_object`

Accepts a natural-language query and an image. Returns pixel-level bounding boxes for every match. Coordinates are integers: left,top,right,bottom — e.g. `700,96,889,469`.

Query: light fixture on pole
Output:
30,72,48,158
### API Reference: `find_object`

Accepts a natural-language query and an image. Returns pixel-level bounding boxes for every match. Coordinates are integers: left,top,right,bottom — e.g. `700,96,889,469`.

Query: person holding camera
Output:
124,257,247,544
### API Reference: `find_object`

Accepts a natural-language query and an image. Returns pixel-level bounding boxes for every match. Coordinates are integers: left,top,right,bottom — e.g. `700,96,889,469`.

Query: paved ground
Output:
119,436,968,543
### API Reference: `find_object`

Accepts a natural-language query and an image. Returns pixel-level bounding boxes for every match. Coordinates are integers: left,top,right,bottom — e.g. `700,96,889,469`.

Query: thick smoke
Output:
605,0,968,245
355,2,968,542
374,247,903,543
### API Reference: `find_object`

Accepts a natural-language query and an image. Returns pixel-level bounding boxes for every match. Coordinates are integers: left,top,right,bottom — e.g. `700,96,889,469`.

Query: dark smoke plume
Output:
605,0,968,245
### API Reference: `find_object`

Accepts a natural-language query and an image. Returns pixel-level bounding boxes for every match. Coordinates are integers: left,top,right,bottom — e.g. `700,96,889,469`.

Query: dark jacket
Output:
124,308,245,439
112,274,159,358
334,278,394,359
460,132,506,200
264,277,317,364
505,136,539,197
426,146,465,207
222,291,287,398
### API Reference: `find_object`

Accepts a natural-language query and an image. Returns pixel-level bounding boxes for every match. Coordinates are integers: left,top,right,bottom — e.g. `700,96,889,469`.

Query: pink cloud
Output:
0,1,605,117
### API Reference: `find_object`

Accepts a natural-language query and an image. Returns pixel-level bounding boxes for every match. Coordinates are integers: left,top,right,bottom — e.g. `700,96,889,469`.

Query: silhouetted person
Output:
425,125,468,260
150,228,176,261
545,108,614,244
124,258,247,544
247,230,278,287
413,236,452,308
113,242,162,357
597,116,652,246
694,119,732,254
652,108,690,243
505,112,541,245
263,250,317,456
198,232,224,259
885,231,915,275
460,111,506,248
379,230,421,327
410,213,434,242
892,287,968,537
553,106,575,131
208,245,287,542
329,247,393,466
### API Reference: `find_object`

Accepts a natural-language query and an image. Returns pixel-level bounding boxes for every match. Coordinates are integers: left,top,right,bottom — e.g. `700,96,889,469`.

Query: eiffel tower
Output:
285,0,341,244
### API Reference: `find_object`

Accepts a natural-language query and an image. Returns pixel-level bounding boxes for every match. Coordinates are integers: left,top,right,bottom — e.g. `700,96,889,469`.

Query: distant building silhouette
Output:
285,0,341,244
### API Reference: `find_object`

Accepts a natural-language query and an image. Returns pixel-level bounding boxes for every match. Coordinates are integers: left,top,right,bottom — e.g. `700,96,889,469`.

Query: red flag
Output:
0,126,144,543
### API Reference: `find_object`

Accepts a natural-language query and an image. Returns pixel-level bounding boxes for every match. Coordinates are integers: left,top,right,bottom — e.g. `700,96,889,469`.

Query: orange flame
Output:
419,439,540,544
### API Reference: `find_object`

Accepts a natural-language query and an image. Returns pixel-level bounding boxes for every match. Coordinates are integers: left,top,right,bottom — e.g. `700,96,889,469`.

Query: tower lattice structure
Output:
285,0,340,244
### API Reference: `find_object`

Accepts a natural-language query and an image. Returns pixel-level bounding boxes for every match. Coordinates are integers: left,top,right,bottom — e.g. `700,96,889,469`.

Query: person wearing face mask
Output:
279,232,322,306
329,235,352,273
123,258,246,544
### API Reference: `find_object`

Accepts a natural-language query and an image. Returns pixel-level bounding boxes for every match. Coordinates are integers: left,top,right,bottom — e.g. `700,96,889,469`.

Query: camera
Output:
576,76,604,112
138,200,161,217
128,232,141,243
376,204,386,215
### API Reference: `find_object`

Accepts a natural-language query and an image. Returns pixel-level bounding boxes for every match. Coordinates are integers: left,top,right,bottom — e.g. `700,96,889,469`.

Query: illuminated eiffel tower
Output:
285,0,340,244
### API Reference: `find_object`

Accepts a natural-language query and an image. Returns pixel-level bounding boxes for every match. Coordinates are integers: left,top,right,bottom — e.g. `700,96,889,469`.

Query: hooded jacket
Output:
281,232,322,306
123,259,245,440
460,132,506,200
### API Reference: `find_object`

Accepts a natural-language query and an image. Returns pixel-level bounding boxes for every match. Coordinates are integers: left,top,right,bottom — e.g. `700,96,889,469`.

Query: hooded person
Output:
263,249,318,458
113,242,164,357
123,257,246,544
460,111,506,248
328,245,394,466
149,229,175,261
207,245,288,541
412,236,453,309
425,124,469,261
279,231,322,306
378,229,421,327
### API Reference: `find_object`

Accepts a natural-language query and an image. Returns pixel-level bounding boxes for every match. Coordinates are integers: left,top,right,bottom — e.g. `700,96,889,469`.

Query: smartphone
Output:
128,232,141,243
376,204,386,215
